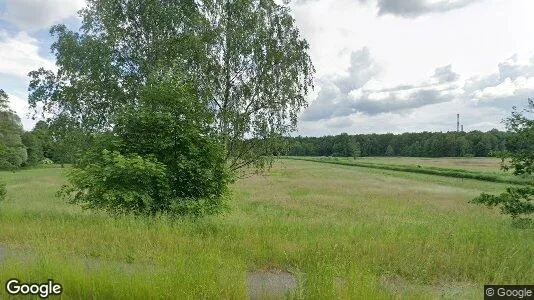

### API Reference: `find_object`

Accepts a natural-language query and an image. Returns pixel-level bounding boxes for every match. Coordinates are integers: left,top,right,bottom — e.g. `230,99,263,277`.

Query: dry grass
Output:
357,157,502,172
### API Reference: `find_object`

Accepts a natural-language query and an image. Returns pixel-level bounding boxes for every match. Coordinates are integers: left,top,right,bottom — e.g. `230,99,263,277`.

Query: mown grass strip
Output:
284,157,534,186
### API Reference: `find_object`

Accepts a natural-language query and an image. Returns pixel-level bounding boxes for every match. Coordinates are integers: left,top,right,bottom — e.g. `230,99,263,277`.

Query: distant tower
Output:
457,114,460,132
461,125,464,132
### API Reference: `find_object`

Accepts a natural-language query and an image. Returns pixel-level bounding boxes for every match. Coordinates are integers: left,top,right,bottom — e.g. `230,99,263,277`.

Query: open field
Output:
288,156,534,186
0,159,533,299
355,157,503,173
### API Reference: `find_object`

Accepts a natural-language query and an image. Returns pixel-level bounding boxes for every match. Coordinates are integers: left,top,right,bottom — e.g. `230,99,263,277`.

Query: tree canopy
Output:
0,89,27,169
284,130,508,158
28,0,315,170
27,0,315,216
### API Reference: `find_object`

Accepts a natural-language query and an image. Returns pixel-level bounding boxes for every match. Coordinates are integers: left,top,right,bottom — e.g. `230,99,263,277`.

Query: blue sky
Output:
1,0,534,135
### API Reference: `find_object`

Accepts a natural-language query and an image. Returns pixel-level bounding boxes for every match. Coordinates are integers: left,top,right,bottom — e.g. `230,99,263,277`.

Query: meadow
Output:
354,157,502,173
0,158,533,299
289,156,534,186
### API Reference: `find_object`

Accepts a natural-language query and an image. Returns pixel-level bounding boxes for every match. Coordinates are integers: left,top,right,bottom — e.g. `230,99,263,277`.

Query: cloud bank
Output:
376,0,484,18
300,48,534,133
294,0,485,17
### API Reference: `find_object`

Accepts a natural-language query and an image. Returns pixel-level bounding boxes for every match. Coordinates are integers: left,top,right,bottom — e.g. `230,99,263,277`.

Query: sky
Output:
0,0,533,136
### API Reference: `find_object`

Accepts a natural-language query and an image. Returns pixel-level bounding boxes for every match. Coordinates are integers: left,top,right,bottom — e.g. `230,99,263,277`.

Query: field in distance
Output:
356,156,502,173
0,158,532,299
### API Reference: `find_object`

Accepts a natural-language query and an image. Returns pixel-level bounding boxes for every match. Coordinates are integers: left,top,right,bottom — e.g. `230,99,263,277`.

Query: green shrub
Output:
60,150,172,215
0,146,27,170
114,84,229,202
61,77,230,217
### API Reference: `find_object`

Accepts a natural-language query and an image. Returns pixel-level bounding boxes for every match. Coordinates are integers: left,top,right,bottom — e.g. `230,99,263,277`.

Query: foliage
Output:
27,0,313,216
21,131,44,167
113,77,230,204
197,0,315,171
0,89,27,169
28,0,314,171
351,141,361,158
501,99,534,175
470,99,534,223
20,118,94,167
470,187,534,219
285,130,508,158
59,150,172,215
385,145,395,157
61,78,230,216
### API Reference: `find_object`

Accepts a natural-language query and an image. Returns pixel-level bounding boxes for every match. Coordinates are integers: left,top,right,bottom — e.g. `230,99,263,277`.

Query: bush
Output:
115,90,229,201
61,77,231,216
0,146,28,170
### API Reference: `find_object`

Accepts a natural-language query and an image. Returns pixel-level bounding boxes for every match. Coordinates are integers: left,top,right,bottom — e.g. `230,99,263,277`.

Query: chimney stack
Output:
457,114,460,132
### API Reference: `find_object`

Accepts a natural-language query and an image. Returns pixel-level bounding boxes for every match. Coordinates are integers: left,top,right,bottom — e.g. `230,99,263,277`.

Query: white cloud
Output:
290,0,534,135
299,45,534,135
301,48,463,121
0,0,85,31
474,76,534,100
0,30,56,78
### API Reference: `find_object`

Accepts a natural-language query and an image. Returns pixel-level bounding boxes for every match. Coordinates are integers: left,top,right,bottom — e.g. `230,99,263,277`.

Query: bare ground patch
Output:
247,269,298,299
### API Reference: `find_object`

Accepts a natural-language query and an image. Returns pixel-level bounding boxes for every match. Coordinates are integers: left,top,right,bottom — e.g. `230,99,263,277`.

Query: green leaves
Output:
28,0,314,172
28,0,315,215
60,150,171,215
61,78,230,216
0,89,27,170
470,187,534,220
471,99,534,224
202,0,314,169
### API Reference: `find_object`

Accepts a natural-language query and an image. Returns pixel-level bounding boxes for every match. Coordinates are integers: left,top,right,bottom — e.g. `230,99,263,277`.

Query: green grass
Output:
0,160,533,299
287,156,534,186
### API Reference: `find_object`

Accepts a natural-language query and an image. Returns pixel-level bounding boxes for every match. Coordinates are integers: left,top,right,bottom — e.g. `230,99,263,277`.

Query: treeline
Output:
285,130,510,157
2,117,89,169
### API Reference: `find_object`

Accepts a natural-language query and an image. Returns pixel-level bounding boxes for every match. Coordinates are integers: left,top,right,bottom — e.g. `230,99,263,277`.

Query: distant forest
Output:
284,130,510,157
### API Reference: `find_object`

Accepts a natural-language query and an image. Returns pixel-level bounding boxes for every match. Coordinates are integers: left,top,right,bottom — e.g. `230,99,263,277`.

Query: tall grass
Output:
0,161,532,299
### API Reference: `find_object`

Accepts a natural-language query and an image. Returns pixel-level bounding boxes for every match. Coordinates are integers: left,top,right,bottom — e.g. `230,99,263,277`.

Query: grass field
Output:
0,159,533,299
288,156,534,186
356,157,502,173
